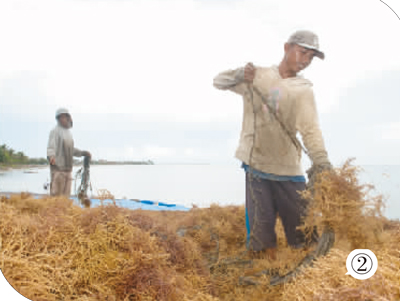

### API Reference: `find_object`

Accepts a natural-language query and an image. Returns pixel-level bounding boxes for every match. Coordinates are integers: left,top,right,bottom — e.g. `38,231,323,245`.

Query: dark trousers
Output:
245,173,311,251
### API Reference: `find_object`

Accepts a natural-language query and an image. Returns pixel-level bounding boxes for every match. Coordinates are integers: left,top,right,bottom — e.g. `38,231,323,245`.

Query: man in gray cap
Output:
47,108,91,197
213,30,331,260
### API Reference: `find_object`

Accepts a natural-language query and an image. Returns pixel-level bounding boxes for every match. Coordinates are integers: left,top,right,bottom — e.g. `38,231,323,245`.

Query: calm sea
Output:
1,164,399,219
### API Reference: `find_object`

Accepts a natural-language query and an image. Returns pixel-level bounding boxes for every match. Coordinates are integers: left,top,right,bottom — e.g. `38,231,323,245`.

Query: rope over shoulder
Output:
251,85,310,159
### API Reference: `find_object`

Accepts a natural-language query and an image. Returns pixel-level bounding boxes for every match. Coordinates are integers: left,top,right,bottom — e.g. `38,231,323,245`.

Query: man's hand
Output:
49,157,56,165
244,62,256,83
82,151,91,159
306,163,333,189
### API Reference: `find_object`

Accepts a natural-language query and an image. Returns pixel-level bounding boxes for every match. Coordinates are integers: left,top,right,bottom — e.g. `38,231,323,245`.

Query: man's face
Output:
284,43,315,73
58,114,71,128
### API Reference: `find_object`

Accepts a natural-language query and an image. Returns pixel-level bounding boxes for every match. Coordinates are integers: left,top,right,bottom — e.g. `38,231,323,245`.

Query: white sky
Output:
1,0,400,165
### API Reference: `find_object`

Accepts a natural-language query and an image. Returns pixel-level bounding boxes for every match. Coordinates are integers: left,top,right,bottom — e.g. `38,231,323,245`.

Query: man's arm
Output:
296,89,331,167
73,148,83,157
73,148,91,158
47,129,56,165
213,63,256,95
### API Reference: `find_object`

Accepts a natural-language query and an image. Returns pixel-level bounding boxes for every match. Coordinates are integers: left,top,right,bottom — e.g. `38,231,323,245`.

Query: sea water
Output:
1,164,399,219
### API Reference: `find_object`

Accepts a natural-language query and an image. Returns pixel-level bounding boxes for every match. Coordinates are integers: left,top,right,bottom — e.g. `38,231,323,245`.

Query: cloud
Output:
3,0,399,122
375,122,400,141
0,0,399,164
143,146,177,158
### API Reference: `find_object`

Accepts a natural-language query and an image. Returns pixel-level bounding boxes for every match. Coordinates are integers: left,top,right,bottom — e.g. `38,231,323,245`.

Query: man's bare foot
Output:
266,248,277,261
248,248,277,261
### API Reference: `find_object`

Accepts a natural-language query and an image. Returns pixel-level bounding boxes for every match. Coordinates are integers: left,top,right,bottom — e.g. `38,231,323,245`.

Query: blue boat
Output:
70,196,190,211
0,192,191,212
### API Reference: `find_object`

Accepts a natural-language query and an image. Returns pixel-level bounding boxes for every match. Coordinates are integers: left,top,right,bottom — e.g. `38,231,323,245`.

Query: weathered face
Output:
284,43,315,73
58,114,71,128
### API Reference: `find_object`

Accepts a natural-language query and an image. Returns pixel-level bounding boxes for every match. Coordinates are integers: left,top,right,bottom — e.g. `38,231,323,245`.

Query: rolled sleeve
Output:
213,67,246,95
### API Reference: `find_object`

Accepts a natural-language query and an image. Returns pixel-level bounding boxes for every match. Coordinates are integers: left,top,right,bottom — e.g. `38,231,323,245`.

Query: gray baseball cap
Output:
287,30,325,60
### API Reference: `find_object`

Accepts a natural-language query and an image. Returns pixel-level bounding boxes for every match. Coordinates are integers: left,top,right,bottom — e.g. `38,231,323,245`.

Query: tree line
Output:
0,144,154,166
0,144,48,166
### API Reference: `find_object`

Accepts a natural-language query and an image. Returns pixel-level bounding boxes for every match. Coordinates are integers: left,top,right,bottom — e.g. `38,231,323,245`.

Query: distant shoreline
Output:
0,164,48,171
90,161,154,166
0,162,155,171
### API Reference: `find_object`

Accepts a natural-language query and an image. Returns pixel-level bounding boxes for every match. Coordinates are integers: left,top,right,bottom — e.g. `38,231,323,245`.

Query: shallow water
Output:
0,164,399,219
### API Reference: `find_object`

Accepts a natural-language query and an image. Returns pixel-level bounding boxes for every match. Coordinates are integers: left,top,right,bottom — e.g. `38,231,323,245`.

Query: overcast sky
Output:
0,0,399,166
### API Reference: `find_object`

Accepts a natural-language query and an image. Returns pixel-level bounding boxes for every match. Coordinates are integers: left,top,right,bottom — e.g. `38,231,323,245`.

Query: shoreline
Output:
0,163,155,172
0,164,48,171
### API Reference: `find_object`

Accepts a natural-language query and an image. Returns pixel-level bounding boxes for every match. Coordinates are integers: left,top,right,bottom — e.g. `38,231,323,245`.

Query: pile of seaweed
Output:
0,160,399,301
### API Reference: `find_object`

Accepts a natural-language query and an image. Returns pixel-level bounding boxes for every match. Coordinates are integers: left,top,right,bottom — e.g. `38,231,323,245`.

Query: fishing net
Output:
0,160,399,300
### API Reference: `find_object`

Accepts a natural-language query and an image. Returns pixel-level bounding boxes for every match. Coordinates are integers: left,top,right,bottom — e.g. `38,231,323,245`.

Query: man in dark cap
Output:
213,30,331,260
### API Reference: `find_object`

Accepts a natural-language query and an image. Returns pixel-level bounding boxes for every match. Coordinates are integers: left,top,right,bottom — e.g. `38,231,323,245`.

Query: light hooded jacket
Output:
213,65,330,176
47,124,84,172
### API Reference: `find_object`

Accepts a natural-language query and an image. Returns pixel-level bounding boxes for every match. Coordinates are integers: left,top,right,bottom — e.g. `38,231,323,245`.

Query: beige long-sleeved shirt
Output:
47,125,84,172
213,65,330,176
